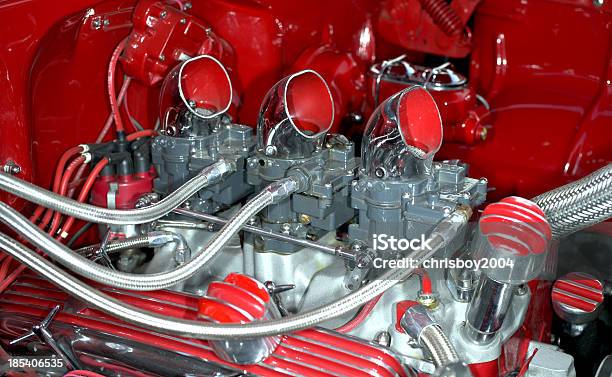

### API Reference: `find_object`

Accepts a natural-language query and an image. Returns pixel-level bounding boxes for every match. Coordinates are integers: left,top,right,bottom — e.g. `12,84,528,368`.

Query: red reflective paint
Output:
0,1,610,374
180,56,233,114
470,359,500,377
0,274,408,377
90,169,156,209
398,87,443,157
479,196,552,255
377,0,481,58
445,0,612,199
225,272,271,302
285,70,335,135
292,45,368,132
1,0,609,203
122,0,232,87
552,272,604,312
206,281,267,319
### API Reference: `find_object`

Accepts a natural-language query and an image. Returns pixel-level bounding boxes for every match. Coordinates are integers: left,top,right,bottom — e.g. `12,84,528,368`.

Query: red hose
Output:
31,205,46,223
60,126,152,238
99,77,132,142
418,0,464,37
0,39,132,290
52,147,85,194
38,206,54,230
0,257,11,282
58,158,109,240
108,38,129,134
123,82,138,132
0,254,10,282
74,38,132,194
68,177,88,190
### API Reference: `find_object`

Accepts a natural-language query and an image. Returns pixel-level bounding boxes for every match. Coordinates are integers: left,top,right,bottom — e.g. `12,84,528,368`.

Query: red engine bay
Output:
0,0,610,376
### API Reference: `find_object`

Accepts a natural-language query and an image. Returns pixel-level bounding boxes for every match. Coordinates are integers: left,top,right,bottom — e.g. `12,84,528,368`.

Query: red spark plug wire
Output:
126,129,157,141
0,37,145,291
61,127,154,238
31,145,84,225
48,155,87,237
70,76,131,195
108,38,129,136
57,158,109,240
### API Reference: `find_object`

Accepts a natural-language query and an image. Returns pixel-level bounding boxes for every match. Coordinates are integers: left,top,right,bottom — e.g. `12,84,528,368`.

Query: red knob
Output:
480,196,551,256
476,196,552,284
199,273,271,322
552,272,604,324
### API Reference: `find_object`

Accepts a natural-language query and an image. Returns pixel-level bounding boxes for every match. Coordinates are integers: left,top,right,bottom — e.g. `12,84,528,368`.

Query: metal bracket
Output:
264,281,295,316
10,305,79,370
94,229,116,269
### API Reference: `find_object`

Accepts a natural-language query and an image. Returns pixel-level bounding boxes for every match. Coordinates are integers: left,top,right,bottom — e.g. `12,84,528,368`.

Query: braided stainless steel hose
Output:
75,231,188,260
0,178,298,291
420,325,459,367
0,160,234,225
400,301,464,374
0,206,470,339
533,164,612,239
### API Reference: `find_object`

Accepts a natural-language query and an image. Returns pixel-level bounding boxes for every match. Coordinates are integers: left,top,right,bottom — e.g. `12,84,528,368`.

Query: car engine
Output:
0,1,611,376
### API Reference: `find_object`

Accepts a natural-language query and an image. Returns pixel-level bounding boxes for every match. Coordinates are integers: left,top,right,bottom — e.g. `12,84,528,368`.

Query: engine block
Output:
0,1,610,377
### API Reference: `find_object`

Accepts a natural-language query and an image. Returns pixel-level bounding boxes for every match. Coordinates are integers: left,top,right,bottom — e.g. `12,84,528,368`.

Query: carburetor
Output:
245,70,358,253
151,55,254,213
349,86,487,254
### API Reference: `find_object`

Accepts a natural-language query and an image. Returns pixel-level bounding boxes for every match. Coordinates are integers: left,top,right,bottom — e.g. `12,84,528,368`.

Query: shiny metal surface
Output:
465,196,553,345
432,362,474,377
0,1,607,374
361,86,442,178
370,59,468,92
257,70,334,159
0,207,469,340
0,186,273,291
208,299,282,365
399,303,460,372
0,159,235,225
552,272,605,324
3,314,245,376
465,276,515,344
173,207,356,260
0,277,410,377
9,305,80,370
533,164,612,239
399,304,438,344
446,264,477,303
